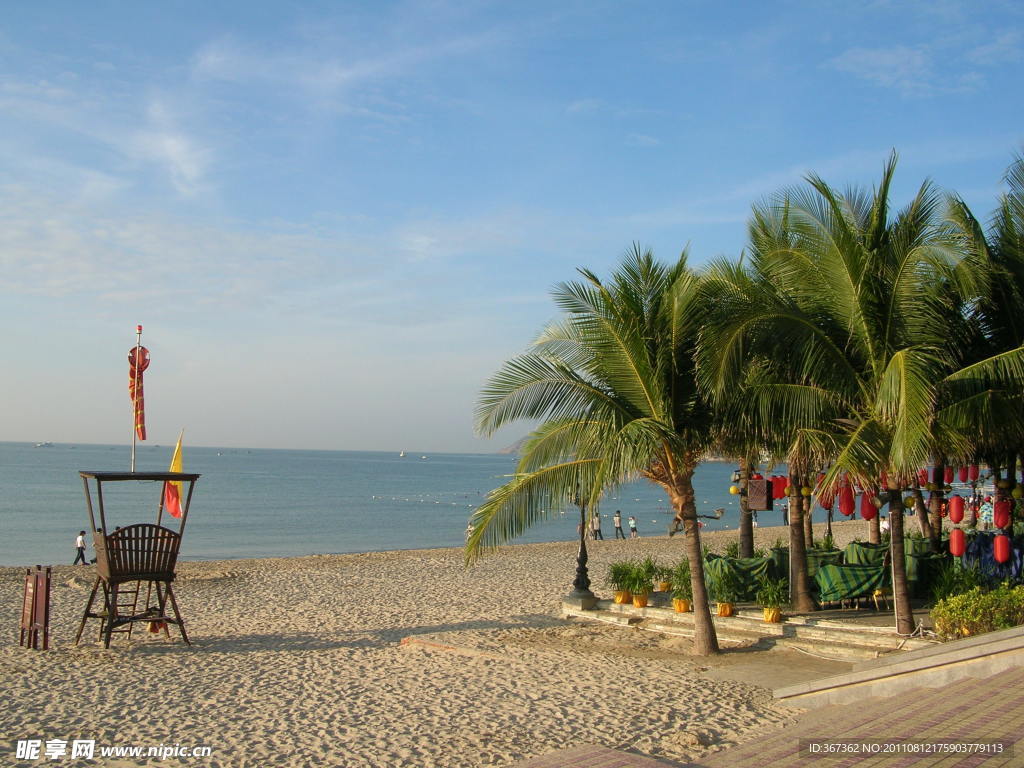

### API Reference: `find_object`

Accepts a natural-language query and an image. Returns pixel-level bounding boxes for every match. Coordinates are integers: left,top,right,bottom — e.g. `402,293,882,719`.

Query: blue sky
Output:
1,1,1021,452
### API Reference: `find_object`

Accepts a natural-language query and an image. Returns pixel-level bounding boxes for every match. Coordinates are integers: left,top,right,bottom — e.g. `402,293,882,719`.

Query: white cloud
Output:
626,133,661,147
566,98,604,115
966,30,1023,65
827,45,933,92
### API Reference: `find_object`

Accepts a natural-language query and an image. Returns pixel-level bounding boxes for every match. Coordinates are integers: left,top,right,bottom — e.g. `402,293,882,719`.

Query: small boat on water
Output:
34,442,54,448
399,451,406,457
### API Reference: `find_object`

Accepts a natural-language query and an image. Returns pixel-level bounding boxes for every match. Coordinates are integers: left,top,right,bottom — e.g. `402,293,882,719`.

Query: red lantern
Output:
771,475,787,500
949,528,965,557
969,465,980,482
944,466,954,484
994,499,1012,529
860,493,877,521
948,495,964,524
838,486,855,516
917,468,928,486
751,472,763,480
958,466,968,483
994,534,1011,564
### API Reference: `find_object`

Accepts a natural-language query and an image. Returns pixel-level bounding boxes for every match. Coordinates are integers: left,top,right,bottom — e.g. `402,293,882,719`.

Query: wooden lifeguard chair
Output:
74,471,200,649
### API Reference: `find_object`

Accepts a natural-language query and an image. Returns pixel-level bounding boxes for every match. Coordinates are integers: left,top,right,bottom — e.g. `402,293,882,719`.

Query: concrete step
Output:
565,599,940,662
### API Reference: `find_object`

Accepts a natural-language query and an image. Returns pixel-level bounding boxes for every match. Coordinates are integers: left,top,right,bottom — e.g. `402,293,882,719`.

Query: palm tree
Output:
701,153,987,632
945,153,1024,478
467,246,722,655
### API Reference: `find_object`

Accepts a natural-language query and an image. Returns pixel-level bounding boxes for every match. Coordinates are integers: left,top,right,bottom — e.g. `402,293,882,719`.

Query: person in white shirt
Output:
73,530,88,565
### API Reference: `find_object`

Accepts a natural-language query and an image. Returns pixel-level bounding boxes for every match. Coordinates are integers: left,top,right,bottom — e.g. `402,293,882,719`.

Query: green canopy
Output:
815,563,890,603
844,541,889,565
805,548,843,578
704,555,776,601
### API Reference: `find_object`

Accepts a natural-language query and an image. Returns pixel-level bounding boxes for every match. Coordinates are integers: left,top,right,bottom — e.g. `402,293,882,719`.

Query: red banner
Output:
129,346,150,440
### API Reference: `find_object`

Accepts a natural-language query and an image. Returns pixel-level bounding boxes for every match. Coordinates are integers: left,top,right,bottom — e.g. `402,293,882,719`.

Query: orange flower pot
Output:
613,590,632,604
632,593,650,608
672,598,691,613
716,602,734,617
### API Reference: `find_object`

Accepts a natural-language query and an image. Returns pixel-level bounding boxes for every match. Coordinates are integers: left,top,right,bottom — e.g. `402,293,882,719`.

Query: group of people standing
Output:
588,510,638,540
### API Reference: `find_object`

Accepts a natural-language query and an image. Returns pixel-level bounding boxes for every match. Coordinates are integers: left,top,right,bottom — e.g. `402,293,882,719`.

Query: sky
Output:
1,1,1022,454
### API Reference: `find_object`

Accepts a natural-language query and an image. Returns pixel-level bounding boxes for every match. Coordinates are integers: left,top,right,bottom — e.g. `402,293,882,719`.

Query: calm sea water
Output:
0,442,785,567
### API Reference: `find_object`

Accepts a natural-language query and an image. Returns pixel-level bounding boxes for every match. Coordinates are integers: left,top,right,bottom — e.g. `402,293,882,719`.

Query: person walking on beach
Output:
73,530,88,565
590,513,603,540
628,516,639,538
613,510,626,539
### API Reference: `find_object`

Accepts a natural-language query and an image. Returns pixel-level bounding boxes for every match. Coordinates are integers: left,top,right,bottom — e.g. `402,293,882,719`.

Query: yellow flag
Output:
164,431,184,518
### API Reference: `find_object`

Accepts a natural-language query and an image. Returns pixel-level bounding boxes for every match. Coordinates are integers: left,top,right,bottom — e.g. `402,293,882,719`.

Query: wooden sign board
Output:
747,479,772,511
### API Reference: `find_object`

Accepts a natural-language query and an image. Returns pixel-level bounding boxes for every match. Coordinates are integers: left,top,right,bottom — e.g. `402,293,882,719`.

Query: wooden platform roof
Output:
78,471,202,482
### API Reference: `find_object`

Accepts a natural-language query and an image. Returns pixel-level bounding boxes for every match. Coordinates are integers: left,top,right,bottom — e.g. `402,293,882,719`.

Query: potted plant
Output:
670,559,692,612
607,560,634,604
655,565,673,593
755,576,788,623
623,563,653,608
709,568,741,617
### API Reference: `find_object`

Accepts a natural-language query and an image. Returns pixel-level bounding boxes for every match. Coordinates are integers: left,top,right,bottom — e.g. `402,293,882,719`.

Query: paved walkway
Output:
514,667,1024,767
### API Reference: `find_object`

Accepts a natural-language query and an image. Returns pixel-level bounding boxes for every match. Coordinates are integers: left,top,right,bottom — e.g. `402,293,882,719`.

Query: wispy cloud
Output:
826,45,933,92
131,100,210,196
626,133,660,147
966,30,1023,65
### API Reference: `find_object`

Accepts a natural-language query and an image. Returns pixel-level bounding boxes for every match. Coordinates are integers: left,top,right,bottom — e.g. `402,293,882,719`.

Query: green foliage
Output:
771,538,785,550
755,577,789,609
821,533,834,551
638,555,659,582
723,541,740,559
752,546,768,559
931,584,1024,639
670,559,693,601
929,560,986,605
655,565,673,584
707,567,743,603
621,562,653,596
606,560,635,592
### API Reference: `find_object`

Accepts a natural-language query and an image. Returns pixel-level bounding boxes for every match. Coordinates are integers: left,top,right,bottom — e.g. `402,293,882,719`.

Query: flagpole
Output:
131,324,142,472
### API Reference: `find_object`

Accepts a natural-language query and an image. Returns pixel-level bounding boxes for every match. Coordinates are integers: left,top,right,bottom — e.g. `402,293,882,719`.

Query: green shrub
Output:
929,560,986,605
723,541,740,559
621,562,653,596
931,584,1024,639
638,555,659,582
708,567,743,603
755,577,788,609
606,560,635,592
821,533,835,551
752,546,768,559
670,559,692,601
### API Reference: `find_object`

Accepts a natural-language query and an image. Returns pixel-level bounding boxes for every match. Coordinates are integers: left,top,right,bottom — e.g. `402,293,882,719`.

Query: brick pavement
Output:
512,668,1024,767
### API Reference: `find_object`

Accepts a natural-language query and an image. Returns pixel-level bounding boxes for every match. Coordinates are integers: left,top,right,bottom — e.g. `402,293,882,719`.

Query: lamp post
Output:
564,489,597,609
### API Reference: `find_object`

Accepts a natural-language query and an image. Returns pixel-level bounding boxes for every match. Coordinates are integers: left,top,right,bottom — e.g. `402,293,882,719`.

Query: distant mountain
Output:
497,436,528,455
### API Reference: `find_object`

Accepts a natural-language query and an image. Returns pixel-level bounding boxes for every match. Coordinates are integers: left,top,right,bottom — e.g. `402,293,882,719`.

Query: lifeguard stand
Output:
74,471,200,649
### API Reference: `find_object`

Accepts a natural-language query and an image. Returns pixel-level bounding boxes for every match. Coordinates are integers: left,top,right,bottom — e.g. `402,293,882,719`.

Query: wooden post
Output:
20,566,51,650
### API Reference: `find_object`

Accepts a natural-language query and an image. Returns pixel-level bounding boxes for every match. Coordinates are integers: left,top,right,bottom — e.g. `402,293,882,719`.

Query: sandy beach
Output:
1,521,873,767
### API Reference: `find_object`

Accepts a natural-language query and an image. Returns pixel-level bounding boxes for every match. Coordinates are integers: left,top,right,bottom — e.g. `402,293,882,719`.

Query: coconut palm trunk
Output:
738,458,754,558
887,488,915,634
788,476,815,611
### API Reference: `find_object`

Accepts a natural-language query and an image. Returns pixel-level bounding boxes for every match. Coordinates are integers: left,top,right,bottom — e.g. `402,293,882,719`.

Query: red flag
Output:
129,345,150,440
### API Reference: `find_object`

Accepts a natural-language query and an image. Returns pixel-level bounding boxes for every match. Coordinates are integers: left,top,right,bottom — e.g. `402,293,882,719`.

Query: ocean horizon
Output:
0,441,783,567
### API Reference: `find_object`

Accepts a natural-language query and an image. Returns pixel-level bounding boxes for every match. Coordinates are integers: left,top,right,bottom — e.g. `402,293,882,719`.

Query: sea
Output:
0,442,788,567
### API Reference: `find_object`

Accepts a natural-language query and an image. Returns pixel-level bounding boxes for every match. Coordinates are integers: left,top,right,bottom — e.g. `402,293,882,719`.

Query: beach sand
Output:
1,520,873,767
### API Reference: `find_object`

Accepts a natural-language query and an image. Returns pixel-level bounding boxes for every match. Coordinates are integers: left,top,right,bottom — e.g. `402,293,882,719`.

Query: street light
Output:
564,489,597,609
